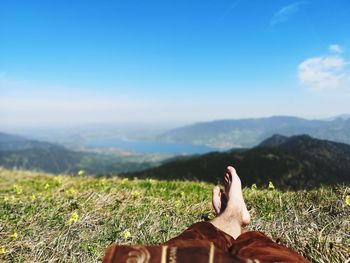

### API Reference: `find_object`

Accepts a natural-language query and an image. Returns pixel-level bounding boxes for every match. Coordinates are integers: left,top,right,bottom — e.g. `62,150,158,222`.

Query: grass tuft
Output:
0,168,349,262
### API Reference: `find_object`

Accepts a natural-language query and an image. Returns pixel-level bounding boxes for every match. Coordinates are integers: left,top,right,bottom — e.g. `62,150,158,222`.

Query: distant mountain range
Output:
2,128,350,189
0,132,156,174
157,116,350,148
128,134,350,190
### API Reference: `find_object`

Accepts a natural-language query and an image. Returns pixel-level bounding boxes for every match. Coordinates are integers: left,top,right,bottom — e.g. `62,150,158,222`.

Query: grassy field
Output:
0,168,349,262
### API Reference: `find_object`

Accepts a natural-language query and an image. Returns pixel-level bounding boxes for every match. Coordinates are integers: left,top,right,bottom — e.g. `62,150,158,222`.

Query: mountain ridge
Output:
128,134,350,189
0,132,156,174
157,116,350,148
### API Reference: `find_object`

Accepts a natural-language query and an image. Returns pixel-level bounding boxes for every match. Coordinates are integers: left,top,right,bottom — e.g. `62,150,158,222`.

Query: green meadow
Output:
0,168,349,262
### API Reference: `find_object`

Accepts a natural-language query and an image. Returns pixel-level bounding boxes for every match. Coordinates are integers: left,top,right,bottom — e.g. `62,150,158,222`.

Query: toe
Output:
226,166,236,175
212,186,222,215
242,209,251,226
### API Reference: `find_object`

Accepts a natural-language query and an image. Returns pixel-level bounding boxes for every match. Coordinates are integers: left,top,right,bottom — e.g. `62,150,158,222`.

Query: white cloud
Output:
329,44,343,53
298,44,350,91
270,2,305,26
298,54,350,91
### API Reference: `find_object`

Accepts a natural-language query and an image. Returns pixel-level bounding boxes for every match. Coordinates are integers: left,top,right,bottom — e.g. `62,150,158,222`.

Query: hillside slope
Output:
129,135,350,189
0,169,348,262
0,132,154,174
158,116,350,148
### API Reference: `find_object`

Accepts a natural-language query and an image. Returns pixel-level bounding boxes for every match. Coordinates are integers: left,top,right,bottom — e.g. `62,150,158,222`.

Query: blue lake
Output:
87,138,219,154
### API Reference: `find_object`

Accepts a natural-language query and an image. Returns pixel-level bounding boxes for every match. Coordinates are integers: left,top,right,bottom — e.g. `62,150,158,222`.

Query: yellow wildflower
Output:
267,212,274,220
121,178,129,184
4,196,9,202
13,184,22,194
100,178,107,186
251,184,257,191
268,181,275,190
44,183,50,190
77,170,86,177
123,230,131,240
31,194,36,202
0,247,6,254
174,200,181,208
68,212,79,225
10,232,18,240
67,187,77,197
131,191,140,198
346,195,350,206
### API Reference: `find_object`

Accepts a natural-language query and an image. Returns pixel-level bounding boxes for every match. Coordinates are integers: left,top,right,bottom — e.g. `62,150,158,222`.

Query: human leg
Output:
210,166,250,239
165,166,251,250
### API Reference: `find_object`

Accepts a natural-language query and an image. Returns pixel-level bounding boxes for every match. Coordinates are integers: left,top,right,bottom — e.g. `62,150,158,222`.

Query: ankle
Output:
210,214,242,239
223,205,243,222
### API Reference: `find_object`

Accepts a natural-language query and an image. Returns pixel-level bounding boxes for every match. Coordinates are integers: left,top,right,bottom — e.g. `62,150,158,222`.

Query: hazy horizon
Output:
1,0,350,127
1,113,350,132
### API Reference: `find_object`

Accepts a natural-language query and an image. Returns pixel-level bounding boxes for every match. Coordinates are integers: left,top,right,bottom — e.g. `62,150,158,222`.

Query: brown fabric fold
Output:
230,231,309,262
165,221,235,252
103,243,245,263
103,221,309,263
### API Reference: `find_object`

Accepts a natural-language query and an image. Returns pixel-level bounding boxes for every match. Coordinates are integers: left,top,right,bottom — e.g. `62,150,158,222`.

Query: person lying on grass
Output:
103,166,309,263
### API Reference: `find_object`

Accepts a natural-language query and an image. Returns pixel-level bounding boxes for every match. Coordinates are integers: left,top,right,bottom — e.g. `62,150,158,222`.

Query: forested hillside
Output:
129,135,350,189
0,132,155,174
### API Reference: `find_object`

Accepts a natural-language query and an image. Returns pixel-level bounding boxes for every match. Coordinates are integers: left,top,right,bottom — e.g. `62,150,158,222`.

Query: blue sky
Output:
1,0,350,126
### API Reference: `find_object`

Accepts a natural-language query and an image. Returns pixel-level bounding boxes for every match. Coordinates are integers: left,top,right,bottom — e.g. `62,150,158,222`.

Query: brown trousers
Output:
103,222,309,263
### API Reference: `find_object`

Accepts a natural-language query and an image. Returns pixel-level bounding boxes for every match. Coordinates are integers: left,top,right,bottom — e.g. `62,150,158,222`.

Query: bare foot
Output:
224,166,251,226
212,186,227,215
210,166,251,239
